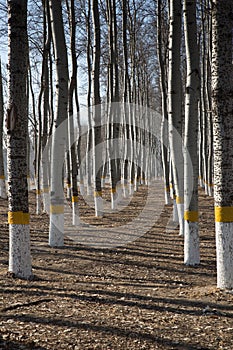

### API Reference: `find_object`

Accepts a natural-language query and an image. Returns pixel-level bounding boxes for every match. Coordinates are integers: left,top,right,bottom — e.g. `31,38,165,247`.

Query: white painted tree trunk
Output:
7,0,32,278
49,0,69,247
92,0,103,217
183,0,200,265
168,0,184,235
66,0,80,225
9,224,31,278
42,148,50,213
212,1,233,289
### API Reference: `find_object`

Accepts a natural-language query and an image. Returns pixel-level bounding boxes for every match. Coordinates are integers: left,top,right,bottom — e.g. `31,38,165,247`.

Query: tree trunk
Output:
0,60,6,199
7,0,32,278
168,0,184,236
48,0,69,247
41,0,51,214
212,0,233,289
66,0,80,225
157,0,170,205
92,0,103,217
183,0,200,265
85,0,93,197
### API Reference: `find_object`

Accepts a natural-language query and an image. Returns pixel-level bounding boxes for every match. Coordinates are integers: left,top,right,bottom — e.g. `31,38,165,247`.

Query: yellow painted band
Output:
215,206,233,222
8,212,30,225
184,211,198,222
176,196,184,204
208,184,214,187
165,186,170,192
66,183,71,188
111,188,116,194
36,189,41,195
0,175,5,179
94,191,102,197
50,205,64,214
72,196,78,203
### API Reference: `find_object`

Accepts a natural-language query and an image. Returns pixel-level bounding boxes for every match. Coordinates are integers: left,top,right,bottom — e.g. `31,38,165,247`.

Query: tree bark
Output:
212,0,233,289
183,0,200,265
7,0,32,278
48,0,69,247
92,0,103,217
168,0,184,236
157,0,170,205
0,60,6,198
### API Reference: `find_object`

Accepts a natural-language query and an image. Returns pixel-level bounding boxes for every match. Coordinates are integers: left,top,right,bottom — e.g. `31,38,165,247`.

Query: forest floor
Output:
1,181,233,350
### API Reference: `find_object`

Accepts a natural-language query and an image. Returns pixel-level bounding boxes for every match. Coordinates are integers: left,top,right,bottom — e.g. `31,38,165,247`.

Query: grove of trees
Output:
0,0,233,290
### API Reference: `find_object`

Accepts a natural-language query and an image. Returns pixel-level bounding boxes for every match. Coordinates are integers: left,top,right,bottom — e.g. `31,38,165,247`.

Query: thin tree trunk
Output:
0,60,6,198
66,0,80,225
92,0,103,217
85,0,93,197
168,0,184,236
183,0,200,265
41,0,51,213
49,0,69,247
157,0,170,205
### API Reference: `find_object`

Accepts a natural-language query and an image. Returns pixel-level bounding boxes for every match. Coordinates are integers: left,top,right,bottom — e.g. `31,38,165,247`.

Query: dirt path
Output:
0,184,233,349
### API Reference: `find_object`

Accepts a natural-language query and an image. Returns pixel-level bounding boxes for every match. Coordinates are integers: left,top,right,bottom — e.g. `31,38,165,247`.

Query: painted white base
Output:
9,224,32,279
79,183,85,196
170,186,174,199
134,180,139,192
177,203,184,236
199,178,204,188
0,179,7,198
204,183,208,195
43,192,50,214
36,193,42,215
117,185,123,202
111,194,116,210
72,201,80,226
164,190,171,205
216,222,233,289
122,180,129,198
129,183,134,196
66,187,71,200
141,178,145,185
208,186,213,197
94,195,103,217
123,186,129,198
86,186,93,197
101,178,105,188
173,200,179,222
184,220,200,265
49,213,64,247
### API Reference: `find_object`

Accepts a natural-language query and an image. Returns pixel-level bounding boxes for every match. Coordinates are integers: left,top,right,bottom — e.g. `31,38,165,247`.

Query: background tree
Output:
0,60,6,198
183,0,200,265
48,0,69,247
92,0,103,217
167,0,184,236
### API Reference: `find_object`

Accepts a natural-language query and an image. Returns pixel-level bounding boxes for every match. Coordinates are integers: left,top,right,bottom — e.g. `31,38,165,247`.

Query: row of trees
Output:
157,0,233,289
1,0,233,290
